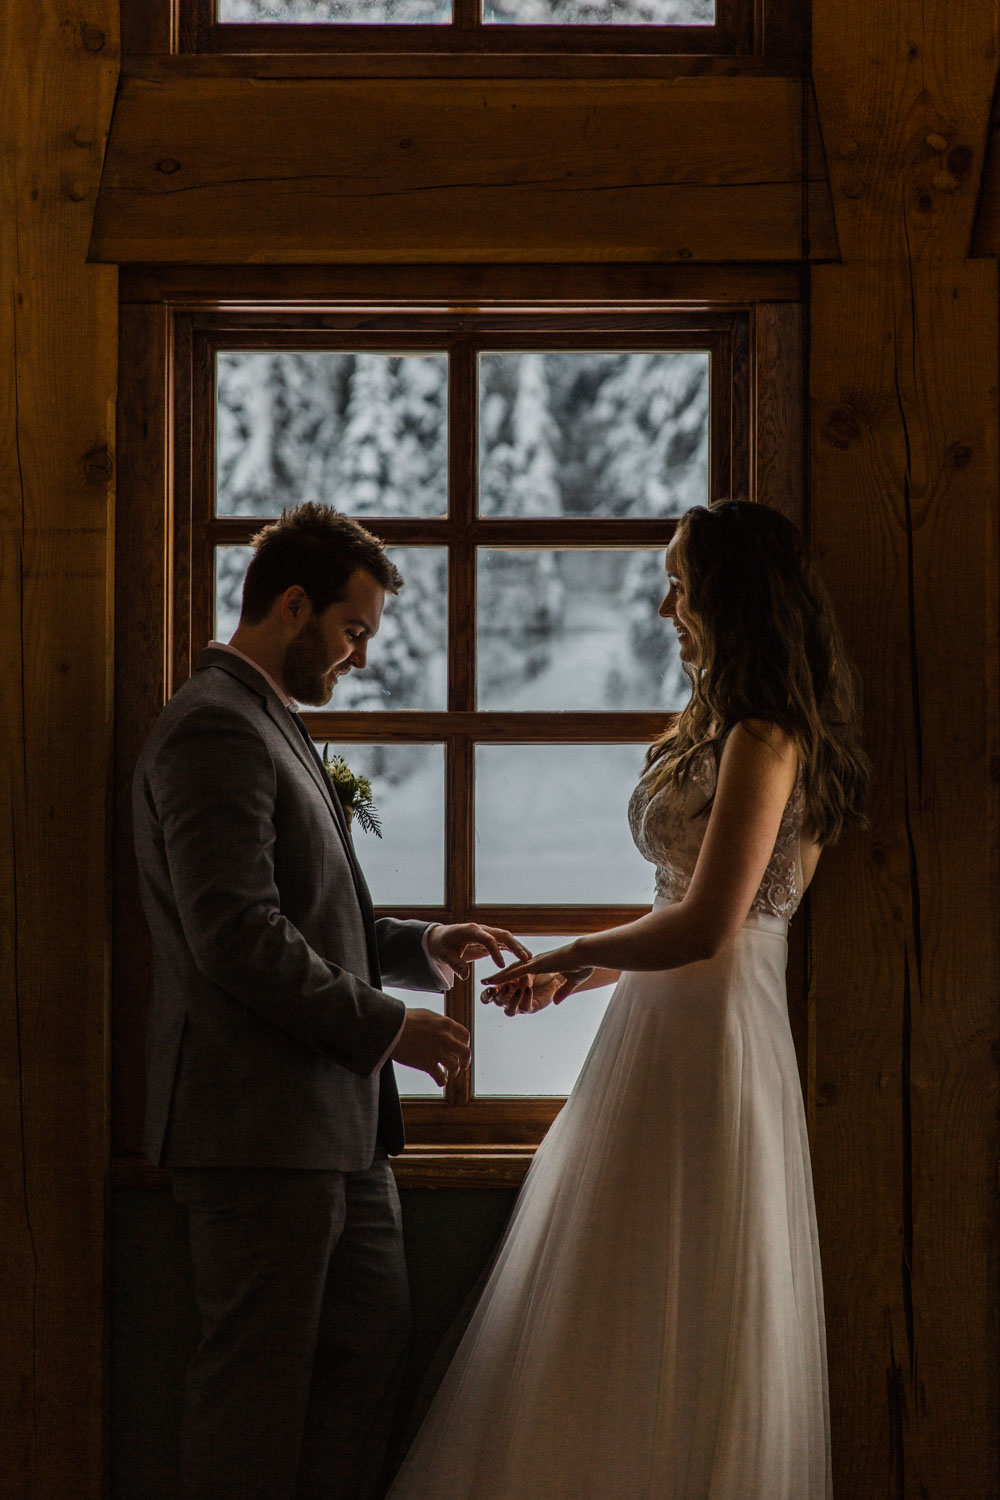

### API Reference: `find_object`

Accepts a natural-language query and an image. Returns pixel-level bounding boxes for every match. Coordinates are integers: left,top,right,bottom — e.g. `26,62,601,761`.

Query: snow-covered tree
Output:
587,352,709,518
479,355,566,696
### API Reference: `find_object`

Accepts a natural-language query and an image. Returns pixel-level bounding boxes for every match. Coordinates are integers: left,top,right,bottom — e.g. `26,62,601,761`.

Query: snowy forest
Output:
216,348,708,718
221,0,713,27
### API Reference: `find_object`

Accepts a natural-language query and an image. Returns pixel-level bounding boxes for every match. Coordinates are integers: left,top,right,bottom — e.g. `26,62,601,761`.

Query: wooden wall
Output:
811,2,999,1493
0,1,119,1494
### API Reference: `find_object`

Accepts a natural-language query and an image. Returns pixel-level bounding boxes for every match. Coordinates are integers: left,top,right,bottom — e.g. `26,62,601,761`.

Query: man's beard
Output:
282,616,337,706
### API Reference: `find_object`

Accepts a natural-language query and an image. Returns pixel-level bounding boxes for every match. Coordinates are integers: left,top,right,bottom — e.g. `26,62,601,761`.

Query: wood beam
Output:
0,3,118,1494
810,3,999,1494
90,70,838,265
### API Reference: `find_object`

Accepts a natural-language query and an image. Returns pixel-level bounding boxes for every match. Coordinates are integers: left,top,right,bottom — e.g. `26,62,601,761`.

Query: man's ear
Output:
279,585,309,627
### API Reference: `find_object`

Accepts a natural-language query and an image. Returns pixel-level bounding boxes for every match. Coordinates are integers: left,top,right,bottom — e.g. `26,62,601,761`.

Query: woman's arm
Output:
485,722,799,988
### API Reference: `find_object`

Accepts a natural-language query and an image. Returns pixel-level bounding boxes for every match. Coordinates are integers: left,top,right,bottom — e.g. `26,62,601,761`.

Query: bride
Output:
388,500,869,1500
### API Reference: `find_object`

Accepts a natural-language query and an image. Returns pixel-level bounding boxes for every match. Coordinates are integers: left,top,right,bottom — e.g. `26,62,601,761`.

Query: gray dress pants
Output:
171,1154,410,1500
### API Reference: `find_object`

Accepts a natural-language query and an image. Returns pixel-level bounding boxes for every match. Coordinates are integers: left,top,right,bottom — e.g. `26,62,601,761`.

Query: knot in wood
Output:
79,23,106,51
838,139,859,159
67,180,88,202
932,171,959,193
823,407,861,449
156,159,182,175
83,446,114,483
73,126,94,149
817,1082,838,1106
947,144,973,178
924,132,948,153
947,442,972,468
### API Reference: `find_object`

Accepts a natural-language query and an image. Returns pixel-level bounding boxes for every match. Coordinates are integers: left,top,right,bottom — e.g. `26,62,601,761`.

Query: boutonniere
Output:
321,749,383,838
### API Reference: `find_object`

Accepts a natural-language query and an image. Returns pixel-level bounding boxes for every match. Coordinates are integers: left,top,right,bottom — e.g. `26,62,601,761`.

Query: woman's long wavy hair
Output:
645,500,869,844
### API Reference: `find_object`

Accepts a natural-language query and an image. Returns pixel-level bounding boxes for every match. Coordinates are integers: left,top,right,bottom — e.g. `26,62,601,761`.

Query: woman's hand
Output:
481,945,594,1016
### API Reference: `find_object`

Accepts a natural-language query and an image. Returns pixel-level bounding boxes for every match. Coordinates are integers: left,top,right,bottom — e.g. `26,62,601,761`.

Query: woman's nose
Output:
659,590,675,619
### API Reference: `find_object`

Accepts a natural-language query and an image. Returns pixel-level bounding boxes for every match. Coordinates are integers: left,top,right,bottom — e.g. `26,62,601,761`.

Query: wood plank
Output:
121,50,801,79
814,4,995,263
810,257,999,1500
90,73,838,264
970,85,1000,256
0,2,119,1494
119,260,808,306
811,4,998,1494
112,305,172,1157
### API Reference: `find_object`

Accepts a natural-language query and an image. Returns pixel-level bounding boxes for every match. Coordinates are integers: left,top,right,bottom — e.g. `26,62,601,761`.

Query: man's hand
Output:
425,923,531,981
391,1008,471,1088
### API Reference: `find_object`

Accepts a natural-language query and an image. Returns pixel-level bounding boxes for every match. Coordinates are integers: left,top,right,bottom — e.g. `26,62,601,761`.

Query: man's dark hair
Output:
240,503,403,624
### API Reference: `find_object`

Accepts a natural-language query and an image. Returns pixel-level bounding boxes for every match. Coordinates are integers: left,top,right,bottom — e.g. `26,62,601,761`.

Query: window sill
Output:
110,1147,532,1191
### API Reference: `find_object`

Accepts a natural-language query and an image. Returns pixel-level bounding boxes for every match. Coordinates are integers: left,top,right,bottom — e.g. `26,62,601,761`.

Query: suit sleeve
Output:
147,702,405,1076
374,918,452,992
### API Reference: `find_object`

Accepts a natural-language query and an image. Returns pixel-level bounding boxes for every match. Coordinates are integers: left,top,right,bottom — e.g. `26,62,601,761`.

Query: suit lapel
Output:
196,649,381,975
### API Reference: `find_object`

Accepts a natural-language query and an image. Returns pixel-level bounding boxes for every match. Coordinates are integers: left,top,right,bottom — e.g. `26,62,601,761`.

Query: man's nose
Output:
351,640,368,668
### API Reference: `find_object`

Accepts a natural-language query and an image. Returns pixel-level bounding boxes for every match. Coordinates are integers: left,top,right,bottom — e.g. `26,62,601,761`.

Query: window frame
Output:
112,282,806,1191
189,0,752,57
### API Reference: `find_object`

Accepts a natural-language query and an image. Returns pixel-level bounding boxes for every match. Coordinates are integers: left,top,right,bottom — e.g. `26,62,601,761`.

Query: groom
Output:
132,503,524,1500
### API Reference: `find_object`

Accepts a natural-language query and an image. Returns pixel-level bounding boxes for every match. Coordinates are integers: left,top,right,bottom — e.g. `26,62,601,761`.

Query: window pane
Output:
389,990,446,1098
216,352,448,519
485,0,710,18
478,351,708,518
213,545,447,711
318,742,446,905
219,0,451,22
474,939,617,1097
477,548,688,711
475,743,654,904
215,544,254,642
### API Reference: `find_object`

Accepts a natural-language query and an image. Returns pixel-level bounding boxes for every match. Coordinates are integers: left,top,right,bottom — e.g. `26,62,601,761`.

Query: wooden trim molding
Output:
90,72,838,265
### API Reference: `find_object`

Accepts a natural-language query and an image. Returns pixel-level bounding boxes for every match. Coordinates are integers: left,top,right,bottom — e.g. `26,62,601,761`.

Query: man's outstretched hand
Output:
391,1009,471,1088
426,923,532,980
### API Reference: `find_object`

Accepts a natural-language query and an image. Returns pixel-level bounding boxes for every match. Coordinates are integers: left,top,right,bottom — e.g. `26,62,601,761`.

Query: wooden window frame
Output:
113,279,804,1190
191,0,749,56
122,0,803,63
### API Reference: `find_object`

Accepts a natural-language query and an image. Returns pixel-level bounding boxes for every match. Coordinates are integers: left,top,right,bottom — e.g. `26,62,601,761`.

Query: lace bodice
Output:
628,744,806,921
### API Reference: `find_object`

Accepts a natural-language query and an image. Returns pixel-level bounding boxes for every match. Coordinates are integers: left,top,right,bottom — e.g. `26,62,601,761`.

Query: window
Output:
185,0,754,54
159,308,748,1166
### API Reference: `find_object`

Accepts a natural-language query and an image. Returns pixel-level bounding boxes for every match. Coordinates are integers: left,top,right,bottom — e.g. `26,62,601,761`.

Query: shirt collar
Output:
208,640,295,710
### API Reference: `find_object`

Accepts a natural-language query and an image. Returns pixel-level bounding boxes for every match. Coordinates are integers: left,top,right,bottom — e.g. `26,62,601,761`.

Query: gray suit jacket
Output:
132,647,445,1172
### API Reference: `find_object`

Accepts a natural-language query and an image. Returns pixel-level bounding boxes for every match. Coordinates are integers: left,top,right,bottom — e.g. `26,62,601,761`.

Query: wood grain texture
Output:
814,1,995,263
970,83,1000,257
0,2,119,1494
90,72,838,264
812,259,1000,1500
117,260,808,304
810,4,1000,1474
112,304,172,1157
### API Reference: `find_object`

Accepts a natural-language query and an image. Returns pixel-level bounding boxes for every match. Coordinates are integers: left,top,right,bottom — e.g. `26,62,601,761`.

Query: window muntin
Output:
186,309,744,1150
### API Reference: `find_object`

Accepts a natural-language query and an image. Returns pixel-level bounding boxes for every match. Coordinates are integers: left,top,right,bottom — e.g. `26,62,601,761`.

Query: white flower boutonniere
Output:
322,749,383,838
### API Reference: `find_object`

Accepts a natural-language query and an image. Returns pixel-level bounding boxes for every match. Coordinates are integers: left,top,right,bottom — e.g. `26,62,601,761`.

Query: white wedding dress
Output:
389,749,831,1499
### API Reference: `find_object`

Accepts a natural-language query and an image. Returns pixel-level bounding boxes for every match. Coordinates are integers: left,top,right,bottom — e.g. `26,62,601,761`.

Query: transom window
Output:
171,308,748,1157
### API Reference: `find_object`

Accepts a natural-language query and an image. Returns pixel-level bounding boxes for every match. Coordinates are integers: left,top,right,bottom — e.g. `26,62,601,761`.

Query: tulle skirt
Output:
389,910,831,1499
